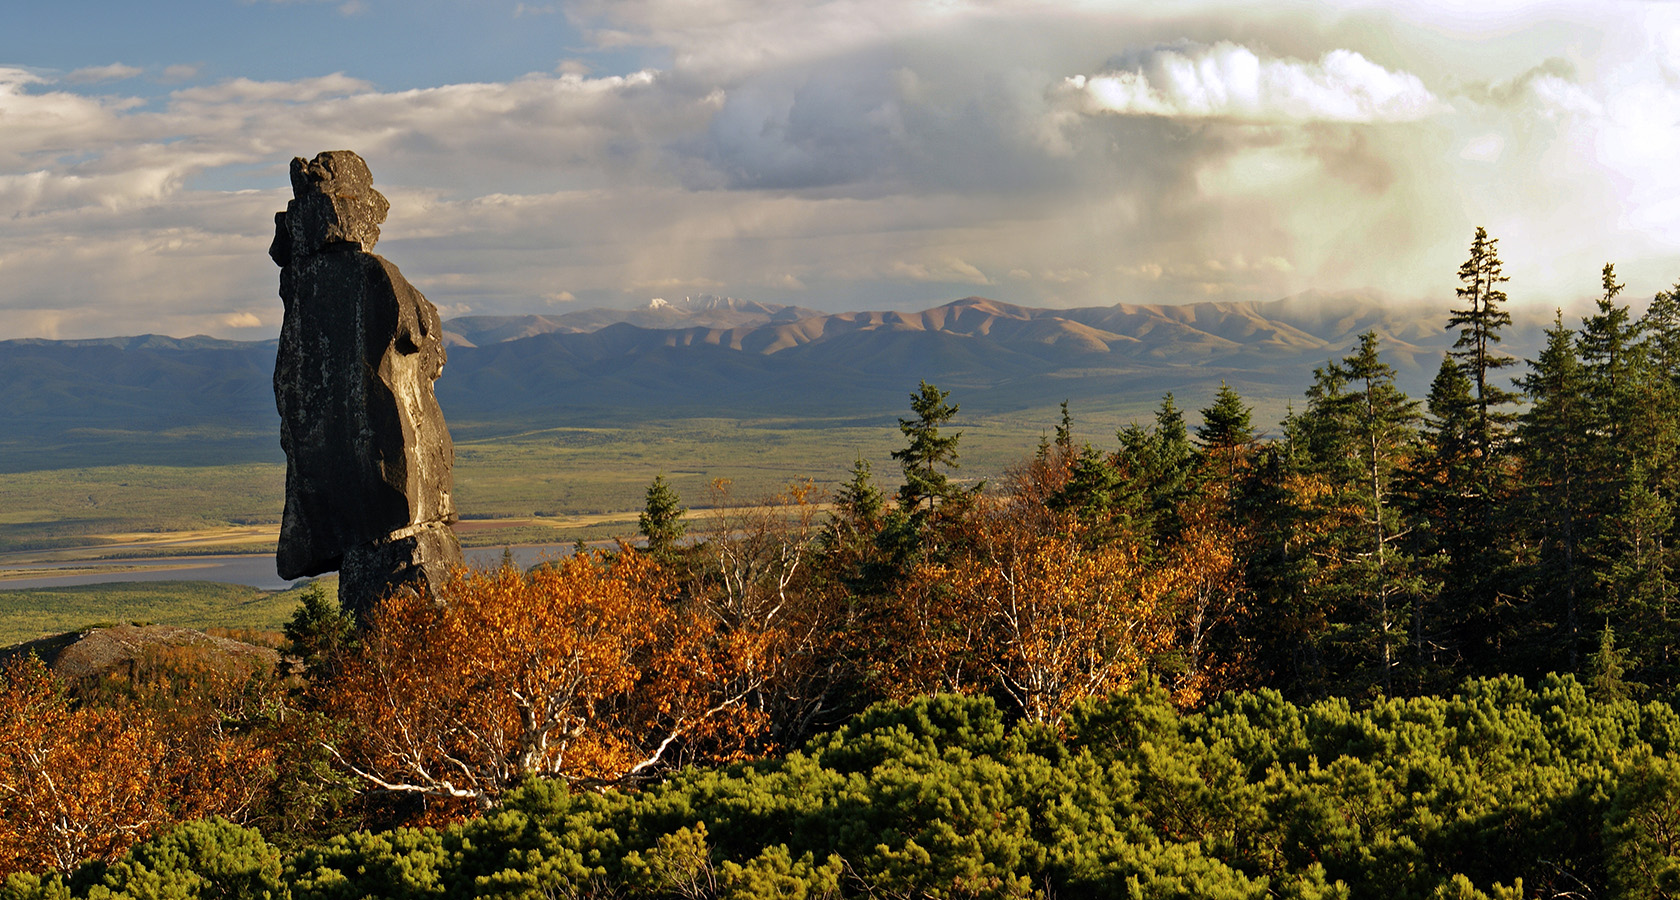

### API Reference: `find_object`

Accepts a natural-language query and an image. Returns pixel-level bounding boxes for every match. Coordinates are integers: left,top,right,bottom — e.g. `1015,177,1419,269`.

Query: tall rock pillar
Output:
270,150,462,620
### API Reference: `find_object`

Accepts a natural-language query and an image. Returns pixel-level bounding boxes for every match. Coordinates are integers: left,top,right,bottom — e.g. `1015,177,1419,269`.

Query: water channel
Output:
0,545,579,592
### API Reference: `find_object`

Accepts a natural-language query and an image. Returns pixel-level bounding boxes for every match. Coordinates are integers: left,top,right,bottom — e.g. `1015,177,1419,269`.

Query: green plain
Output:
0,401,1203,645
0,578,335,647
0,404,1168,554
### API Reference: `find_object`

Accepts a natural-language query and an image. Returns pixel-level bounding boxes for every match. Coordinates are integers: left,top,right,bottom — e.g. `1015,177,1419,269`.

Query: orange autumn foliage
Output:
319,551,769,809
1150,505,1247,706
0,657,172,875
0,653,278,878
885,505,1178,724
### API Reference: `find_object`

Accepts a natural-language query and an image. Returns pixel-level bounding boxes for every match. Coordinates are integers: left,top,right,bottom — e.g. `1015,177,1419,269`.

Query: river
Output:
0,545,580,592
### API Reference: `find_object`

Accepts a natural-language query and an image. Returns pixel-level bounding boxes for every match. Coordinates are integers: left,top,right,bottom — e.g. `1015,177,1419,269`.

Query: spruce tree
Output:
1043,442,1138,552
1589,622,1638,702
1403,356,1478,680
1232,436,1328,695
1298,332,1421,694
1197,382,1255,450
1515,312,1594,670
1597,462,1679,680
1642,281,1680,376
1406,357,1479,548
835,456,884,525
1439,228,1520,673
1153,392,1193,465
639,474,686,556
1579,263,1643,455
822,456,891,599
1195,382,1254,488
1053,400,1074,453
1113,393,1195,544
892,381,964,514
1447,227,1518,458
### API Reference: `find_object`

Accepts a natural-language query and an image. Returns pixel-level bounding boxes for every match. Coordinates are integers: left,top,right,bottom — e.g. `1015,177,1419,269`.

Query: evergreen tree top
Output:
1196,382,1254,450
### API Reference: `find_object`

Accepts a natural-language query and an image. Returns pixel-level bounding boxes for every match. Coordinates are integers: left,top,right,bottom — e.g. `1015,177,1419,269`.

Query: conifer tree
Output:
877,382,973,570
1197,382,1254,450
1048,444,1133,546
1231,436,1328,694
1589,623,1638,702
1515,312,1594,670
1112,393,1195,544
1580,263,1644,458
1297,332,1421,694
1447,227,1518,458
1403,357,1478,679
1152,392,1193,466
835,455,884,525
1195,382,1254,488
1642,281,1680,376
1406,357,1478,547
1439,229,1520,674
821,456,894,602
639,474,686,556
1597,462,1679,679
892,381,964,514
1053,399,1074,453
1339,333,1422,692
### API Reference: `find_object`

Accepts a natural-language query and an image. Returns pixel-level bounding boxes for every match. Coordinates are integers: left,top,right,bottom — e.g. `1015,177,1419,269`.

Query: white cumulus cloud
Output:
1064,42,1443,123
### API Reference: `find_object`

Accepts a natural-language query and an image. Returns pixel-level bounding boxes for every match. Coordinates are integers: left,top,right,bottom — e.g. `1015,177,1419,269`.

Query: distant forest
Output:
9,227,1680,897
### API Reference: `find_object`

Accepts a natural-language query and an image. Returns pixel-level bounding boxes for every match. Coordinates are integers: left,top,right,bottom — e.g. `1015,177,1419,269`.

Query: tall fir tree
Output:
1447,226,1518,459
1579,263,1642,459
821,455,893,600
1295,332,1422,694
1514,312,1594,671
1438,228,1521,673
835,455,884,525
880,381,974,568
1575,264,1680,685
1112,393,1195,546
1403,356,1478,680
1232,435,1329,695
1195,382,1255,490
1596,461,1678,680
1642,281,1680,376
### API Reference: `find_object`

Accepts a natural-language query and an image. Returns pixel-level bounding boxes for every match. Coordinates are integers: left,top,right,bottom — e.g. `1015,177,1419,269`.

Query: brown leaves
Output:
0,657,172,874
881,504,1177,724
0,652,281,878
319,551,769,808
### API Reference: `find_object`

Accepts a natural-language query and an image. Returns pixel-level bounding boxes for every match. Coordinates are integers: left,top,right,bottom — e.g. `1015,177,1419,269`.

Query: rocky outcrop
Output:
0,624,280,683
271,151,461,620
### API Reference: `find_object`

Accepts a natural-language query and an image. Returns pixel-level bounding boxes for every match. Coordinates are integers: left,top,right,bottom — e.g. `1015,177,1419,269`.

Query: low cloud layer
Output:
1,0,1677,339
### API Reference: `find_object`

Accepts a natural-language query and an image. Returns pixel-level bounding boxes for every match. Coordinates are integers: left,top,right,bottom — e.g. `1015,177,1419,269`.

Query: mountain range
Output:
0,292,1547,472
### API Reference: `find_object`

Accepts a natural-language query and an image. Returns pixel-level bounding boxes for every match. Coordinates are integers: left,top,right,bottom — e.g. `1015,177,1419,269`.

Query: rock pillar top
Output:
270,151,392,266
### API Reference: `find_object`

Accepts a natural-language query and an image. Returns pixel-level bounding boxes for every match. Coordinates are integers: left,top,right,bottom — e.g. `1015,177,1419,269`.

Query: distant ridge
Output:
0,292,1548,472
444,295,825,347
440,292,1483,371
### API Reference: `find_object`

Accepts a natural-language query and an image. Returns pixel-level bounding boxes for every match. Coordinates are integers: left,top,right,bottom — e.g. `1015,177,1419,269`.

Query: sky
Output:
4,0,1680,340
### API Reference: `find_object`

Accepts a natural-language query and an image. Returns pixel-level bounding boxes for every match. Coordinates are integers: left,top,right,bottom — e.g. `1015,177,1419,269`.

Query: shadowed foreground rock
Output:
271,150,461,620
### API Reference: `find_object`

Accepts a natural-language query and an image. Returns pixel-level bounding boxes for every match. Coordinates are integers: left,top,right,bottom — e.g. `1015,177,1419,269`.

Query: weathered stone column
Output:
271,150,462,621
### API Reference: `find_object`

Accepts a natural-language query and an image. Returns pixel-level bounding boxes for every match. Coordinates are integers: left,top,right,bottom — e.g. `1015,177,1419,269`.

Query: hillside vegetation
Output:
7,684,1679,899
